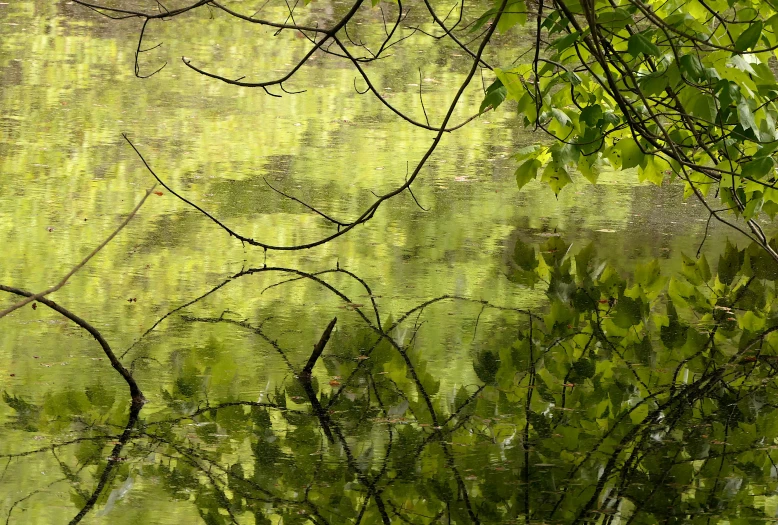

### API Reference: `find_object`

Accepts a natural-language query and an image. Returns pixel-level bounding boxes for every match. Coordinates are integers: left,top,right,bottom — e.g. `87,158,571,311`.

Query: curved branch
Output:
181,0,365,88
68,405,142,524
0,285,145,407
124,2,503,251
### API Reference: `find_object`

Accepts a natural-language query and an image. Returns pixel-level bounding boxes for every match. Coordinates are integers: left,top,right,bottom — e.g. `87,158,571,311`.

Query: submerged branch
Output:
300,317,338,379
67,404,142,524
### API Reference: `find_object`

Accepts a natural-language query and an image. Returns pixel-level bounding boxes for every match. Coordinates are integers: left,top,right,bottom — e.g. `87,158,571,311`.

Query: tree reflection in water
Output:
4,236,778,524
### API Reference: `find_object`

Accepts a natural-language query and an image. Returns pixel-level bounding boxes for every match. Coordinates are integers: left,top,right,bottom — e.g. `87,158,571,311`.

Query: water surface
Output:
2,1,775,523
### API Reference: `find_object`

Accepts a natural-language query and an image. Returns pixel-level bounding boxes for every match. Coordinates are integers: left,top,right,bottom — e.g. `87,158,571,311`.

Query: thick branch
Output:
0,285,145,407
300,317,338,379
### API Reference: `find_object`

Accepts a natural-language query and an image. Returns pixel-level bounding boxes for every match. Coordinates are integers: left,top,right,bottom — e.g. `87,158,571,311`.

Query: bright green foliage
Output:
480,78,508,114
484,0,778,257
502,234,778,522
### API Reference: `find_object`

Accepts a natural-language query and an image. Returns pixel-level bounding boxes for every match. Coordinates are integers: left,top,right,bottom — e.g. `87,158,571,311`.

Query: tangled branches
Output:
496,0,778,262
74,0,778,261
73,0,512,250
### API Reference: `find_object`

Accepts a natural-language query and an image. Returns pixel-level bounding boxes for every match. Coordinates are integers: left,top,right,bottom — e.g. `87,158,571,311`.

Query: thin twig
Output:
419,68,430,126
301,317,338,378
0,184,157,319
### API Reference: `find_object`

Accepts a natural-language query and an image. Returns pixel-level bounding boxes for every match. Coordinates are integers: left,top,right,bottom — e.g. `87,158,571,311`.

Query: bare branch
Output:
0,284,145,406
264,177,350,226
124,1,505,251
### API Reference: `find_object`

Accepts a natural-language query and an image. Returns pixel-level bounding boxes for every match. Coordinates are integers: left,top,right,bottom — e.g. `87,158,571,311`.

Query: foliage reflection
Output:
4,236,778,524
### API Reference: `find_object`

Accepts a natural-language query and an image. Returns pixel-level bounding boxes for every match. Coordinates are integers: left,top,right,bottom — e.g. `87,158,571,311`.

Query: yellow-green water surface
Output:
3,1,774,523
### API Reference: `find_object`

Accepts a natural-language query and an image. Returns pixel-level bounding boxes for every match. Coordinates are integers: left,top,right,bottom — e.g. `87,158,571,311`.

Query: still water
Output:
3,0,778,523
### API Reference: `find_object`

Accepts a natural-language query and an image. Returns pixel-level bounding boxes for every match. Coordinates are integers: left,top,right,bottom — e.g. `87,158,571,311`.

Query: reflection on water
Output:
2,0,777,523
5,238,778,524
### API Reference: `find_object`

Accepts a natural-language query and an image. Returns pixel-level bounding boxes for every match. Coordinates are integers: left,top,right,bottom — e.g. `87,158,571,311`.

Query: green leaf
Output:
550,31,581,51
515,159,541,190
638,72,669,96
494,66,527,101
550,108,572,128
681,253,711,285
559,425,579,449
738,99,758,134
635,259,667,299
741,157,774,180
716,80,741,110
574,242,597,279
513,238,538,271
528,411,551,437
628,33,660,57
541,161,572,196
612,296,643,328
513,144,541,161
691,95,717,122
660,301,688,349
697,253,712,282
562,70,582,86
754,141,778,159
603,112,620,127
480,79,507,114
638,155,667,186
542,10,562,31
729,55,757,75
571,358,595,379
746,241,778,280
734,21,763,52
469,8,497,33
540,237,571,267
679,55,705,82
580,105,603,127
618,138,645,169
741,311,766,333
596,8,633,29
768,14,778,42
517,91,538,123
497,0,527,33
578,154,606,184
474,350,500,383
550,142,579,166
630,403,649,425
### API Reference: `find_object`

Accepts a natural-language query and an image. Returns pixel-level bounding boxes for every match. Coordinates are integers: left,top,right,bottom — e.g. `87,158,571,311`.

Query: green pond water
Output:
3,1,778,523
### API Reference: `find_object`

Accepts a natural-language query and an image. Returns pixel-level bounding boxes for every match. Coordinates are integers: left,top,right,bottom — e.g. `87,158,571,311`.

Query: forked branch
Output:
121,0,506,251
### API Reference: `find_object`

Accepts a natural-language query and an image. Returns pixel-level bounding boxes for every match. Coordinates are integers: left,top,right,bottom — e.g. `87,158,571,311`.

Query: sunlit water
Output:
2,1,774,523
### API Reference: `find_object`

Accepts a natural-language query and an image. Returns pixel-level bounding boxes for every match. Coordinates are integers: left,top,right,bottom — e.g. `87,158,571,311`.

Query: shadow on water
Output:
4,235,778,524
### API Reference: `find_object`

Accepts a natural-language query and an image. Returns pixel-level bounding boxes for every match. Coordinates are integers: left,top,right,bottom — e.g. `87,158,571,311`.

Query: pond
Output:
2,0,778,523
